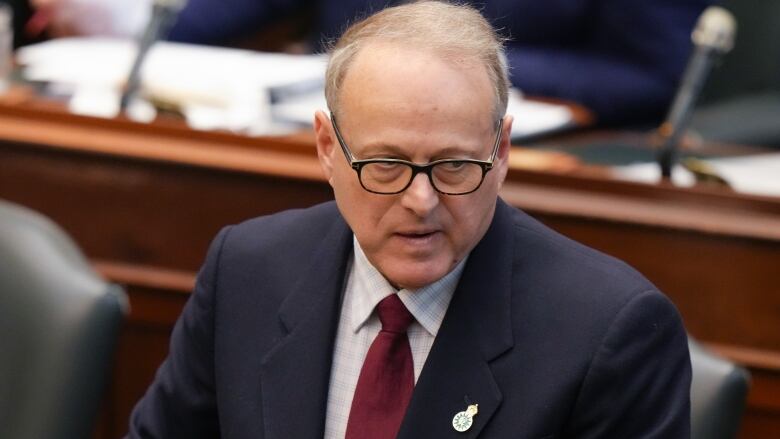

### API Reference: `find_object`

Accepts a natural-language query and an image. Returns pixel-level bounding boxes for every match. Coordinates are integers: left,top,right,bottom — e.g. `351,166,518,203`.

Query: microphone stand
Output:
656,6,736,180
120,1,183,111
657,45,718,179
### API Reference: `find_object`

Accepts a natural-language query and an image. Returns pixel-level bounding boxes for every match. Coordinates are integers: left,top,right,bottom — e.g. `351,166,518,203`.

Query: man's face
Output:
315,42,513,289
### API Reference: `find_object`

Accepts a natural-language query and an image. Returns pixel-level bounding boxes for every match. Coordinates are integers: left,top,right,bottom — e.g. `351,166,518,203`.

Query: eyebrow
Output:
355,142,483,161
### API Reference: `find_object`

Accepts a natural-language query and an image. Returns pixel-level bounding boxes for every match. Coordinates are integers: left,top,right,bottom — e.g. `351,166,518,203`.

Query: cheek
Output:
444,193,496,245
332,174,393,236
483,170,504,193
330,164,367,209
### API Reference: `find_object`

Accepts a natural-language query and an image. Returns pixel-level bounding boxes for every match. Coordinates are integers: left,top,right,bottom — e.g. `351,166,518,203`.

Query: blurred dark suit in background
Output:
168,0,711,126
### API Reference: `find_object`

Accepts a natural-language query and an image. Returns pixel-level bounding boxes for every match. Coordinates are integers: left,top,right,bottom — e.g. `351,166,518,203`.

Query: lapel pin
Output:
452,403,479,432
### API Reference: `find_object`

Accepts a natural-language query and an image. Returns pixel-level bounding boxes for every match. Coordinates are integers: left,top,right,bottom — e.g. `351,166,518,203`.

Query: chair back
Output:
690,339,750,439
0,200,128,439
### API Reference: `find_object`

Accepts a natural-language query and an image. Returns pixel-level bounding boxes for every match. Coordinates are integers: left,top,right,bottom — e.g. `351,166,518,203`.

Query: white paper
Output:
18,37,327,134
506,90,574,139
18,38,573,138
613,153,780,197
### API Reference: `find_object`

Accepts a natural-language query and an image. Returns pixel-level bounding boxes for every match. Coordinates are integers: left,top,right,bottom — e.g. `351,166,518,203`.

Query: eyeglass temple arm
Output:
329,115,357,165
487,118,505,165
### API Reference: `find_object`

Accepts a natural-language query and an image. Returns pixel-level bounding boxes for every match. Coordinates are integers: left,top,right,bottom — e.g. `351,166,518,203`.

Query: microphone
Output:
657,6,736,179
120,0,187,111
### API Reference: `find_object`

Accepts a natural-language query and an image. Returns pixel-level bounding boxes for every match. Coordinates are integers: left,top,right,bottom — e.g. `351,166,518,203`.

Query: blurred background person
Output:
2,0,150,47
2,0,45,47
29,0,149,37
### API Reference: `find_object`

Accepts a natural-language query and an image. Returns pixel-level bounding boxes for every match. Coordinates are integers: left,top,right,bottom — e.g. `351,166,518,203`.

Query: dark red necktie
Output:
345,294,415,439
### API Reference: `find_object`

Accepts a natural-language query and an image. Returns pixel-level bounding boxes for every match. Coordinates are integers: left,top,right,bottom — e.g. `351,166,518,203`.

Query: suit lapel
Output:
258,215,353,439
398,200,516,439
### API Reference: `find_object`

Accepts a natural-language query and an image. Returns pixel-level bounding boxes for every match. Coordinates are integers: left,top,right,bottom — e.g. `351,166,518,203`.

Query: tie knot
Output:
377,295,414,334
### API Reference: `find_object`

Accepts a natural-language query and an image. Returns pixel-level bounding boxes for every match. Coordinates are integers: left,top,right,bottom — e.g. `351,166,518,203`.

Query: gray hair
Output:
324,1,510,122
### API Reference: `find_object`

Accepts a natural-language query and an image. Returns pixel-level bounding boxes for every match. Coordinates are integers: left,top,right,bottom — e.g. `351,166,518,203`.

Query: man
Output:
127,2,691,438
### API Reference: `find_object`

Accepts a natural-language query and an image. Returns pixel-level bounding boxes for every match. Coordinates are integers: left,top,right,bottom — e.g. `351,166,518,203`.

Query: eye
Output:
362,161,409,184
438,161,468,172
374,161,402,170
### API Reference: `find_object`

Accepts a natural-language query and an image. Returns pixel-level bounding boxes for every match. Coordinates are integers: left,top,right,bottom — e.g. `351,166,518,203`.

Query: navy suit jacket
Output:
167,0,710,125
127,199,691,438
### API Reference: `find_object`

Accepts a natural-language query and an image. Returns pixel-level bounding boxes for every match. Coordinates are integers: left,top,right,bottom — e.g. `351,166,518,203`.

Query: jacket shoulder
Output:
506,203,657,301
220,201,343,258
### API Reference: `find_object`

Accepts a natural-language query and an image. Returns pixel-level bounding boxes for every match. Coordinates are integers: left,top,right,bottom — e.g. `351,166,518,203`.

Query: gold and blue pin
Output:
452,403,479,432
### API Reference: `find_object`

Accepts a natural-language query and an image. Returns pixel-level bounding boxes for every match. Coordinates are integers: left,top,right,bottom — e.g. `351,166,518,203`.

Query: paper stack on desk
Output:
17,37,327,134
613,153,780,198
16,37,573,138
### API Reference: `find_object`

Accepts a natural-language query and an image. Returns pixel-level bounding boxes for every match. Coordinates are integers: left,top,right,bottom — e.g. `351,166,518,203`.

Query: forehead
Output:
336,42,496,150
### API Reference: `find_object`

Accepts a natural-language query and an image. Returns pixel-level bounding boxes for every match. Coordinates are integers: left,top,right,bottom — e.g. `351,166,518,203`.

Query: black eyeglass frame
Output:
330,116,504,195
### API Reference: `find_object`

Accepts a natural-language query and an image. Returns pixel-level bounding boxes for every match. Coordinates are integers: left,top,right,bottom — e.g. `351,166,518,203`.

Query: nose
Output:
400,172,439,216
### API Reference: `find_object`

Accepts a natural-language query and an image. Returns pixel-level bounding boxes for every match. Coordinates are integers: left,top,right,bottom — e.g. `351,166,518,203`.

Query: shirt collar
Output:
350,236,466,336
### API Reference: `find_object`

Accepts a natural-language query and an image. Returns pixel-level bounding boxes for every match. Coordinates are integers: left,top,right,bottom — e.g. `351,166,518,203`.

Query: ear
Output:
494,114,513,188
314,110,337,185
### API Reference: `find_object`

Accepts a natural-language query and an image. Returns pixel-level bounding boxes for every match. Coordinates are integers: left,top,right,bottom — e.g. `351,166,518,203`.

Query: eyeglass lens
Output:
360,161,484,194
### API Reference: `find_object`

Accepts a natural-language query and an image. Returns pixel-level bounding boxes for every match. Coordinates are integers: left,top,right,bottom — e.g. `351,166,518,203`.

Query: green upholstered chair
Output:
689,338,751,439
0,200,128,439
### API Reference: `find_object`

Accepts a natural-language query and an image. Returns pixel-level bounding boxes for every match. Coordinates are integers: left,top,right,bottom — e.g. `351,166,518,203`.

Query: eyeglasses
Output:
330,116,503,195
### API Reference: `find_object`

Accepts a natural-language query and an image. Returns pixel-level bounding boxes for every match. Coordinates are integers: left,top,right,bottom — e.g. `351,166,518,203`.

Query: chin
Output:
384,260,453,290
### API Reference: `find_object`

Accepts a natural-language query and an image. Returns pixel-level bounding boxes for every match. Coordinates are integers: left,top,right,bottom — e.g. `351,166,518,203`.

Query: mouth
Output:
394,230,441,243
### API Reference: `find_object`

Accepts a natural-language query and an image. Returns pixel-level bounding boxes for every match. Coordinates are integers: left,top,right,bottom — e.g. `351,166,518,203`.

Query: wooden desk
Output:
0,100,778,438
